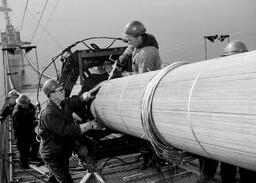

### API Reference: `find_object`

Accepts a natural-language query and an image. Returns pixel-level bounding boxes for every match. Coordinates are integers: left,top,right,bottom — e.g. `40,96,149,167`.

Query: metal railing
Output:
0,117,13,183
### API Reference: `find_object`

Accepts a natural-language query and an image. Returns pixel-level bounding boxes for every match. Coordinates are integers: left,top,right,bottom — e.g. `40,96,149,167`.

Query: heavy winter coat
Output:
38,96,85,159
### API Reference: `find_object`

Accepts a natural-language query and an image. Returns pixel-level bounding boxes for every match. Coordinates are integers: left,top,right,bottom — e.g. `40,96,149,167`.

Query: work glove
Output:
79,119,102,134
121,71,132,77
82,84,101,102
89,119,102,130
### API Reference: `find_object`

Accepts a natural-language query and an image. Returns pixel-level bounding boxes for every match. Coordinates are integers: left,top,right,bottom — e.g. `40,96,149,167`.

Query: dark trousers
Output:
240,168,256,183
43,154,74,183
30,131,40,159
220,162,237,183
17,137,31,165
197,157,218,183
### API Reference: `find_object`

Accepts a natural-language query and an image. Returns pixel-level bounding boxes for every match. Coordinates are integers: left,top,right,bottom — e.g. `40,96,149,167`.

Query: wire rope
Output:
19,0,29,33
5,53,15,91
15,0,63,49
30,0,49,43
36,0,60,43
23,53,54,79
26,7,63,49
141,62,187,160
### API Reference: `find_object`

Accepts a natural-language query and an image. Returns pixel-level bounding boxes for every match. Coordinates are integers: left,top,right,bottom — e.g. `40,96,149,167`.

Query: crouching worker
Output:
38,79,101,183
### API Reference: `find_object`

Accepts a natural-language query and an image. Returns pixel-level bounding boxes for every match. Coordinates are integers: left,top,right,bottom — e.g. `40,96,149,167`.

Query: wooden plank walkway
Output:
12,142,199,183
10,87,200,183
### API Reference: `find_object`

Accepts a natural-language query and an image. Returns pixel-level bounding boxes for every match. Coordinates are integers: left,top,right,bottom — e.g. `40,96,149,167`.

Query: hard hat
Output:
222,40,248,56
124,20,146,36
42,79,59,96
77,145,88,156
16,94,31,105
8,89,19,98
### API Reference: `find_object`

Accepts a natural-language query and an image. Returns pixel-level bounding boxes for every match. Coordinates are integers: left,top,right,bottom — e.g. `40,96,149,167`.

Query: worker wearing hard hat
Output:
119,20,162,75
221,40,248,56
38,79,101,183
12,94,40,168
0,89,19,124
198,40,255,183
220,40,255,183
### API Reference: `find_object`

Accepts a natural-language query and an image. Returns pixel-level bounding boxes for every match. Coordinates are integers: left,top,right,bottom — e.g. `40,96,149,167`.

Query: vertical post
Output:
8,118,13,182
21,48,25,72
204,37,207,60
2,50,8,97
34,47,40,84
78,53,84,86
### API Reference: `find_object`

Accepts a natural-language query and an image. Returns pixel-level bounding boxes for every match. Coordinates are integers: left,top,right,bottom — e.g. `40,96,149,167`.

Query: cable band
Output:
141,62,187,159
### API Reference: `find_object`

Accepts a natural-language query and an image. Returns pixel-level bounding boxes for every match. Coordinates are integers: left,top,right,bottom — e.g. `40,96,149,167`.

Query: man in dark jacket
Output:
38,79,101,183
0,89,19,124
12,94,38,168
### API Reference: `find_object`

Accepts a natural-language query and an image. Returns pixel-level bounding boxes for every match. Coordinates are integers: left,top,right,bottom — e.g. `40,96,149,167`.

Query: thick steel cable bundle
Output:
91,50,256,171
141,62,187,159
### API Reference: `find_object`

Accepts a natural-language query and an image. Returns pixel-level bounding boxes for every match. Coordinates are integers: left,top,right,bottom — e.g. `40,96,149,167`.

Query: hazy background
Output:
1,0,256,74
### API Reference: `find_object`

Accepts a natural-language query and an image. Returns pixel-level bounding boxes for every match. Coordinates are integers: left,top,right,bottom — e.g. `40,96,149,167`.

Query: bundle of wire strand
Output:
141,62,187,160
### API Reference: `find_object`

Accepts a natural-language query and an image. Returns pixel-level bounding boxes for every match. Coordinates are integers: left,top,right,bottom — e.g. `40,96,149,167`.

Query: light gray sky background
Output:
1,0,256,71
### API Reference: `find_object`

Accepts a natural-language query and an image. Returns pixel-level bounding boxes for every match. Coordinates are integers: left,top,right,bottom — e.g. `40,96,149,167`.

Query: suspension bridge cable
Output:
23,53,55,79
4,53,16,91
19,0,29,34
36,0,60,43
44,0,60,26
30,0,49,43
26,8,63,49
16,0,63,49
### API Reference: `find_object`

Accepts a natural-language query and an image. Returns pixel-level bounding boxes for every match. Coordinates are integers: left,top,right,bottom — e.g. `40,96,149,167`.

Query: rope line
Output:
19,0,29,33
23,53,54,79
36,0,60,44
187,71,215,159
30,0,49,43
141,62,187,159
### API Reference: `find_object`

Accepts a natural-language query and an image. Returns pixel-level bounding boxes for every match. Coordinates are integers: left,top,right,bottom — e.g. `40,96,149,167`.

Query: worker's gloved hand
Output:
80,123,91,134
89,85,101,97
121,71,132,77
79,120,102,134
89,119,102,130
82,85,101,102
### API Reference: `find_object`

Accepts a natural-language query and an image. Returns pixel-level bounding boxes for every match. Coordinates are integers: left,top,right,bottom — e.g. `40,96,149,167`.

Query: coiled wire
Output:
141,62,187,160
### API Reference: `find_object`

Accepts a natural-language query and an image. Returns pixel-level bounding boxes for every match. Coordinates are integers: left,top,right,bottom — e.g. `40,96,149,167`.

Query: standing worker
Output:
12,94,39,168
197,40,256,183
118,21,163,169
119,20,162,74
38,79,101,183
221,40,256,183
0,89,19,124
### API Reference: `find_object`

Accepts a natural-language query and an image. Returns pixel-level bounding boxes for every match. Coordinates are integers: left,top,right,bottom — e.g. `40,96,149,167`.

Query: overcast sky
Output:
1,0,256,70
